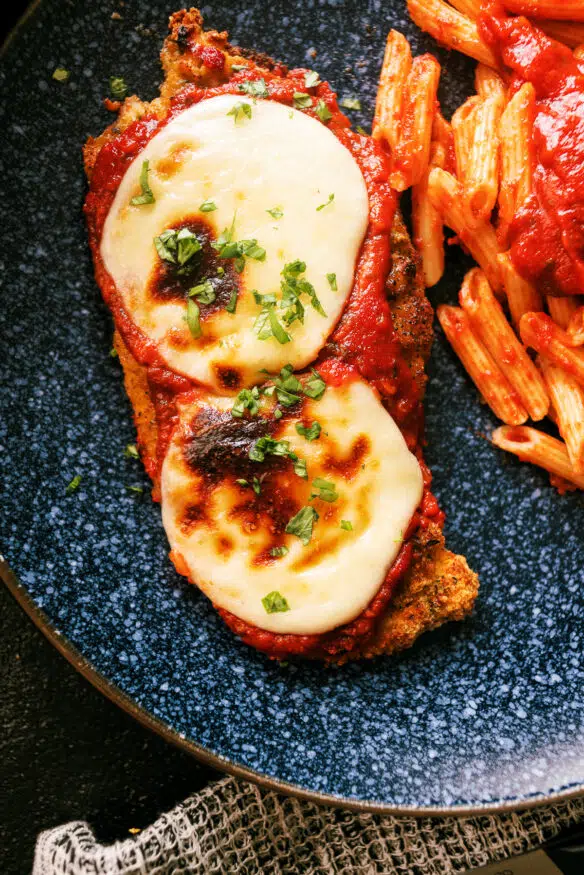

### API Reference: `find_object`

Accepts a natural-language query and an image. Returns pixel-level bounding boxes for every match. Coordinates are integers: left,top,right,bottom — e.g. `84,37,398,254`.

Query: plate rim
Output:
3,555,583,816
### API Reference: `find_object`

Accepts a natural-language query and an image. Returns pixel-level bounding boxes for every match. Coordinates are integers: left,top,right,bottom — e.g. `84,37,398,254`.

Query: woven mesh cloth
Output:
34,775,584,874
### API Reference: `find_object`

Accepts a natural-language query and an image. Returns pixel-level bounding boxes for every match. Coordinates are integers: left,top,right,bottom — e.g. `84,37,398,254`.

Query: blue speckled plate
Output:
1,0,583,814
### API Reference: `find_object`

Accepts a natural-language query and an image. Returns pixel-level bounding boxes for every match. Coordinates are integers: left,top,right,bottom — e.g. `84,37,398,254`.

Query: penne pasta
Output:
390,54,441,190
447,0,481,19
407,0,498,67
412,141,446,286
538,19,584,48
464,93,505,221
452,96,481,183
437,305,528,425
492,425,584,489
539,355,584,473
503,1,584,23
475,63,507,100
459,268,549,420
546,295,580,329
498,83,535,246
427,167,503,291
374,30,412,152
520,311,584,386
498,252,543,327
566,305,584,345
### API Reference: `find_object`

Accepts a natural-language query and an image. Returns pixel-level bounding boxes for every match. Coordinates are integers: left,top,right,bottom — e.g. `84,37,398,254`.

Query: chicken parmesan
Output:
84,7,478,662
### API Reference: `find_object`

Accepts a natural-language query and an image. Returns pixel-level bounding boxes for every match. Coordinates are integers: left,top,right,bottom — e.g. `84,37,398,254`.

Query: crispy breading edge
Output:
87,7,479,661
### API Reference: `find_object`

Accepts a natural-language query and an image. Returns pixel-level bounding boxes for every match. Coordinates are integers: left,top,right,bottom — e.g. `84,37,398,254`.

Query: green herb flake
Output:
326,272,338,291
226,289,238,313
52,67,70,82
303,369,326,400
109,76,127,100
315,99,332,123
238,78,269,99
130,160,155,206
270,545,289,558
188,279,216,305
249,436,292,463
232,386,261,418
231,63,248,72
109,347,118,359
316,193,335,212
252,476,261,495
340,95,362,111
66,474,82,494
199,199,217,212
124,443,140,460
262,590,290,613
293,91,313,110
125,485,144,494
185,298,202,339
340,520,353,531
154,228,201,271
267,206,284,220
285,505,319,545
274,408,283,419
292,456,308,480
304,70,320,88
356,125,368,135
310,477,338,503
295,421,321,441
227,101,252,124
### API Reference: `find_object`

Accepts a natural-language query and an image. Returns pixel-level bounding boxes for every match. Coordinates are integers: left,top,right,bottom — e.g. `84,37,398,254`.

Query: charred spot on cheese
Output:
148,216,240,312
100,94,369,391
161,377,424,635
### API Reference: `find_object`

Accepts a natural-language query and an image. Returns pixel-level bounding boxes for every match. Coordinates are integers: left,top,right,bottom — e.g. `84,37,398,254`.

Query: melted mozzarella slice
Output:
161,376,423,634
101,94,369,392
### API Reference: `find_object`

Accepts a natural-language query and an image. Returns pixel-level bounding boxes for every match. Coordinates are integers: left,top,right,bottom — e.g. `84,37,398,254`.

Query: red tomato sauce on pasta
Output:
480,5,584,296
84,71,444,660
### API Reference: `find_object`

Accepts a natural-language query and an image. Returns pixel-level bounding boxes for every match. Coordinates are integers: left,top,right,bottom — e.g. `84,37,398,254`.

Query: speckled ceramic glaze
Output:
1,0,583,813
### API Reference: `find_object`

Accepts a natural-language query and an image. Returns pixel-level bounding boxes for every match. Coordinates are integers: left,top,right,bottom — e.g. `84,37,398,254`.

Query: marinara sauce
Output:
480,4,584,296
85,70,444,660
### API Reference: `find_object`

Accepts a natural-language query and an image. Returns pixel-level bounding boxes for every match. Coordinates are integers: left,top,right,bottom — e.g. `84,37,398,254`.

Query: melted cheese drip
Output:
161,379,423,634
101,95,369,392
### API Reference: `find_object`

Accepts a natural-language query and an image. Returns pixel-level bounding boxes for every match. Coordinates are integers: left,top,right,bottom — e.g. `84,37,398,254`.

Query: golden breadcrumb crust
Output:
86,7,478,661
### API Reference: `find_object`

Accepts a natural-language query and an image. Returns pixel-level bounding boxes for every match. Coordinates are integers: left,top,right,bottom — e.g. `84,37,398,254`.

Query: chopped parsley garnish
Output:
188,279,216,305
316,193,335,212
52,67,70,82
231,63,248,72
304,70,320,88
303,369,326,400
227,101,252,123
212,215,266,273
356,125,368,135
254,259,326,338
238,78,269,99
154,228,201,271
262,590,290,613
126,485,144,494
249,434,308,480
315,100,332,123
310,477,338,503
66,474,82,494
249,436,292,462
226,289,238,313
285,506,319,545
326,272,337,291
340,95,362,111
271,364,302,407
274,409,283,420
267,206,283,219
109,76,127,100
270,545,289,558
293,92,313,109
254,306,291,345
340,520,353,531
109,347,118,358
124,443,139,459
199,199,217,212
237,476,261,494
185,298,202,339
295,421,321,441
130,160,155,206
217,267,225,276
231,386,261,418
